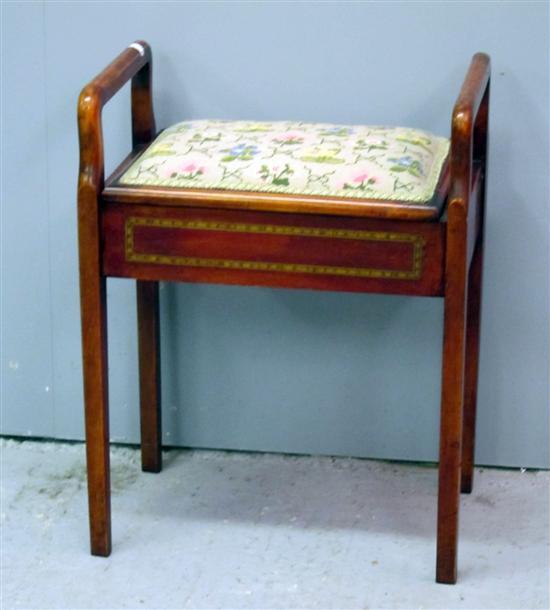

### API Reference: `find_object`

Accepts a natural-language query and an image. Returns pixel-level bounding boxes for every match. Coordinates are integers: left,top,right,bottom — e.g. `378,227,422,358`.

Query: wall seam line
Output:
41,0,57,436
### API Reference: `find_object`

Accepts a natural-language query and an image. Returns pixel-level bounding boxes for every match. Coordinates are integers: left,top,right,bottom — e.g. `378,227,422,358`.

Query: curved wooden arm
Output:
449,53,491,210
78,41,156,196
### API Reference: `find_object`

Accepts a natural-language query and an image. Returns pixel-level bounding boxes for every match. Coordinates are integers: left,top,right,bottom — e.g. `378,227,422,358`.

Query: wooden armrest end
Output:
450,53,491,209
78,41,156,195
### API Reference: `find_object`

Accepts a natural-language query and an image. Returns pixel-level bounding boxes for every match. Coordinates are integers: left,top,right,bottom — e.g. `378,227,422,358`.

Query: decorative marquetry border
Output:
125,217,424,280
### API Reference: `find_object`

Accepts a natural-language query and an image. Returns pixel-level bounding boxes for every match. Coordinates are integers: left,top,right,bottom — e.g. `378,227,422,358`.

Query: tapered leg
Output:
80,273,111,556
461,241,484,493
137,280,162,473
436,203,468,584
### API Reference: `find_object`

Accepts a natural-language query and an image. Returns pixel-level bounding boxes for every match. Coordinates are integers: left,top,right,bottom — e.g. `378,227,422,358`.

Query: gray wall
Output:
2,1,549,468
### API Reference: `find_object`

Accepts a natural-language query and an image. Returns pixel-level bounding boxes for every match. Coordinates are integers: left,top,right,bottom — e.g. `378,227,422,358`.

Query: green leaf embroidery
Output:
300,155,345,164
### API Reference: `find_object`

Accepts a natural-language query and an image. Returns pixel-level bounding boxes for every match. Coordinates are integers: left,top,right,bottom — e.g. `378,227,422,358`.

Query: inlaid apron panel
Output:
103,204,445,296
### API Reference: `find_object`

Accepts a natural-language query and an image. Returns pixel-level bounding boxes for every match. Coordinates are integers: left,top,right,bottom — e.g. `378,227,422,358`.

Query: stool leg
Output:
436,204,468,585
461,241,484,493
137,280,162,473
80,273,111,556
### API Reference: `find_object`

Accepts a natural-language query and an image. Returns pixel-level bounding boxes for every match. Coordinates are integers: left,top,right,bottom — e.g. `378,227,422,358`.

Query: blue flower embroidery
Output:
319,126,354,137
388,155,424,177
222,143,261,162
391,156,414,167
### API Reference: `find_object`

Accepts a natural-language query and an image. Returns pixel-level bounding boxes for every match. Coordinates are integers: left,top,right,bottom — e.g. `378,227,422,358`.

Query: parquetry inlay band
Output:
125,217,424,280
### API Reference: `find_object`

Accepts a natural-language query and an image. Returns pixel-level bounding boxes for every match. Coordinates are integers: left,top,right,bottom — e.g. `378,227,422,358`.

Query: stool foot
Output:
436,561,458,585
137,280,162,473
86,438,112,557
436,444,461,585
436,200,468,585
460,475,473,494
90,528,112,557
80,268,112,558
461,240,484,496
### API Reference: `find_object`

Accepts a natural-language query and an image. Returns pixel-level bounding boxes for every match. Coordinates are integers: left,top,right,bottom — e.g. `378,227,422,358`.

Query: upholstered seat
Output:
116,120,449,212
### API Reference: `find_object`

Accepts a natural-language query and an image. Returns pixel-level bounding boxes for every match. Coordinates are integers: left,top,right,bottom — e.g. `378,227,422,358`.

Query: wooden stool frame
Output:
77,41,490,584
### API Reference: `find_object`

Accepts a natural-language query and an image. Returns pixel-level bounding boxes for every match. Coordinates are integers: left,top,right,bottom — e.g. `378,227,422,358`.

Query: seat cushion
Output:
118,119,449,206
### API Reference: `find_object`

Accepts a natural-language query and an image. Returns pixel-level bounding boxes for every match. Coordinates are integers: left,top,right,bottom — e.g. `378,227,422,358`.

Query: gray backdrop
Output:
2,1,549,468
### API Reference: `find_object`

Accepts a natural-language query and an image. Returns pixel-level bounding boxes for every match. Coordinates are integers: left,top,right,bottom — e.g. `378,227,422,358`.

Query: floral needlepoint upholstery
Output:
118,120,450,204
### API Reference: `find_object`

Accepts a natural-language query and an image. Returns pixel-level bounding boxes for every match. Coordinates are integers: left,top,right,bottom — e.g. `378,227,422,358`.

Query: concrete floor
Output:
1,439,549,610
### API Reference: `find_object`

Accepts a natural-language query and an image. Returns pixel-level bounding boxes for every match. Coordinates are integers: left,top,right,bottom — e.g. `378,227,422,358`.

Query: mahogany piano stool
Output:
77,41,490,584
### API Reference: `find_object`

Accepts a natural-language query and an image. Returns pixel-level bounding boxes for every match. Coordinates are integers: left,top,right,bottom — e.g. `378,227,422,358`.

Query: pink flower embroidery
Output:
159,163,178,178
179,162,205,176
342,171,378,192
159,159,204,180
273,132,304,144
